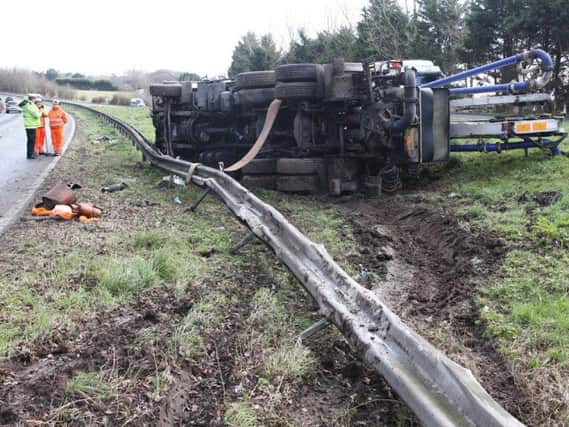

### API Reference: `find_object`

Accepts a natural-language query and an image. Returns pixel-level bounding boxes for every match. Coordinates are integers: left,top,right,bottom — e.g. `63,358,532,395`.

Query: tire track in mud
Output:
335,194,532,424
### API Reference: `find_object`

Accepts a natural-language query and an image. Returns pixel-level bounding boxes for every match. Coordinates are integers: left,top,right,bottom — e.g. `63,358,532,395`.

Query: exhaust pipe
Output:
391,68,417,131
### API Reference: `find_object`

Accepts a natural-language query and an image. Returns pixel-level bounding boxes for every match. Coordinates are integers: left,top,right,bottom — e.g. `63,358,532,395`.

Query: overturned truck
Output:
150,50,565,194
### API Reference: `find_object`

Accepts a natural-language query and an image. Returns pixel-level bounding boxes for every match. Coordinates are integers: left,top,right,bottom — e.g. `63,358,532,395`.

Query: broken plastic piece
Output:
101,182,128,193
49,204,75,220
31,206,52,216
72,203,102,218
79,215,99,223
160,175,185,187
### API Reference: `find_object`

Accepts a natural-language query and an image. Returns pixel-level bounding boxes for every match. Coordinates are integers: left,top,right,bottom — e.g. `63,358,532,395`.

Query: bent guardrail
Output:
64,101,525,427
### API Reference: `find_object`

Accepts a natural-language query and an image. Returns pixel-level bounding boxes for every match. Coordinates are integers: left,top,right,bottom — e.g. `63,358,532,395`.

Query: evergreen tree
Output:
356,0,413,60
413,0,466,73
228,33,281,77
285,27,359,64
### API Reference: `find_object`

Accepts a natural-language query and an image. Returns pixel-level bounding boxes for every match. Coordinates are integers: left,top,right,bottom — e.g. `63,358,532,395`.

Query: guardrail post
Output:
186,188,212,212
229,231,257,255
298,319,331,342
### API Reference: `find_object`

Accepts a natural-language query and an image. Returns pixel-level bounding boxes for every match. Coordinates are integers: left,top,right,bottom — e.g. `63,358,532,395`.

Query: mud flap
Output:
419,88,449,163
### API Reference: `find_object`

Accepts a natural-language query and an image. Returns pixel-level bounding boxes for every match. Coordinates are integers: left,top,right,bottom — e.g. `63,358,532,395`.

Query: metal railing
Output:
64,101,525,427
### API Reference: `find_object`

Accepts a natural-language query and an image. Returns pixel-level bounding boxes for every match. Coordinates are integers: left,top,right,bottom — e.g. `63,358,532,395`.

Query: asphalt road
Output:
0,111,75,217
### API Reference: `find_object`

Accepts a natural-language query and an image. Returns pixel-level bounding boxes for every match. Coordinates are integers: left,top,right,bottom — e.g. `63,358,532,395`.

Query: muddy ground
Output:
0,112,413,426
0,108,535,426
333,194,532,421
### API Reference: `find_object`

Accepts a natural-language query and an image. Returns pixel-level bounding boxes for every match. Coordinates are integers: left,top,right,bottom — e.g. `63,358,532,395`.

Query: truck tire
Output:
220,91,233,112
149,83,182,97
234,88,275,107
241,175,277,190
276,175,321,193
275,64,323,82
276,158,325,175
274,81,323,101
242,159,277,175
235,71,276,89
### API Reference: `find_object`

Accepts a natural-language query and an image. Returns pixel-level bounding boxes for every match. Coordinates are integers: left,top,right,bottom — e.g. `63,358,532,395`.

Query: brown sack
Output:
42,183,77,209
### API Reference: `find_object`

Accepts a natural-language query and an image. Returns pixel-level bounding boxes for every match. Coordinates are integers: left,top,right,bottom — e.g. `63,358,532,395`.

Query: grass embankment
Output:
95,105,156,142
75,89,139,103
432,125,569,422
0,105,400,425
92,104,569,422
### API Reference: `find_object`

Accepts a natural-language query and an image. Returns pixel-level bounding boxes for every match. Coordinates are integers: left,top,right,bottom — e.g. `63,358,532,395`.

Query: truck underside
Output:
150,50,565,194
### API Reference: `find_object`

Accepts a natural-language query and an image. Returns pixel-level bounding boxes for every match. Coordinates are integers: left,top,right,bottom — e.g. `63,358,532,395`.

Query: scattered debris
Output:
131,199,160,207
79,215,99,223
518,191,562,207
357,264,370,278
72,203,102,219
533,191,562,207
101,182,128,193
173,196,182,205
30,206,52,217
41,182,77,209
68,183,82,190
198,248,217,258
31,183,102,223
159,175,185,188
92,135,117,145
50,204,74,220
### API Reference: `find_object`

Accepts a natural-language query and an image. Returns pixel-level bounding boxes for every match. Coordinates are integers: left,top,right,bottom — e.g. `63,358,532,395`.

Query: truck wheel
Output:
241,175,277,190
149,83,182,97
242,159,277,175
220,91,233,112
275,64,323,82
234,88,275,107
235,71,276,89
276,175,321,193
274,81,323,101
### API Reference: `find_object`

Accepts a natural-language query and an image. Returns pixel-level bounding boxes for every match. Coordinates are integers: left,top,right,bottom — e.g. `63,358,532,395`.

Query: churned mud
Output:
334,193,532,423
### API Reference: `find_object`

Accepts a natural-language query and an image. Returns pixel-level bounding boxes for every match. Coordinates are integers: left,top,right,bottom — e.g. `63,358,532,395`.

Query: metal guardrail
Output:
64,101,525,427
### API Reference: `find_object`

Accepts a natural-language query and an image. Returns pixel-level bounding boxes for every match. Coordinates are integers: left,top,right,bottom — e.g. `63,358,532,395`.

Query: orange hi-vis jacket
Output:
48,107,68,128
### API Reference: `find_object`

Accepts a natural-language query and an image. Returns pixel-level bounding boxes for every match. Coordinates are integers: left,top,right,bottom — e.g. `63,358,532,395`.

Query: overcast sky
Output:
2,0,369,77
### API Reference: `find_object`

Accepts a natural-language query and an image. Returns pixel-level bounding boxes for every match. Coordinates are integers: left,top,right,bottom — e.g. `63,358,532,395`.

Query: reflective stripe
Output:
50,118,64,127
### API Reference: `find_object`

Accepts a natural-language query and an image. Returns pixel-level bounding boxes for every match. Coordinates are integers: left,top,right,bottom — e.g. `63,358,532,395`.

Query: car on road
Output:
130,97,145,107
6,101,22,114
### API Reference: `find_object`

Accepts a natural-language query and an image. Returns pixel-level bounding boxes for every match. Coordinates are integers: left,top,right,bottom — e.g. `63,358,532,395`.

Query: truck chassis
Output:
150,49,565,194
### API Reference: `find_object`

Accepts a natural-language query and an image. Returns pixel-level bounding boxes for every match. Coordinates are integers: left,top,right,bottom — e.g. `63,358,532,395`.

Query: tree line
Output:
54,78,118,91
228,0,569,105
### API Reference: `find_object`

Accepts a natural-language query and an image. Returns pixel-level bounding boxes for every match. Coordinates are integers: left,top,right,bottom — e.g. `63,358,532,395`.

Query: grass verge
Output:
0,105,405,425
430,123,569,423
